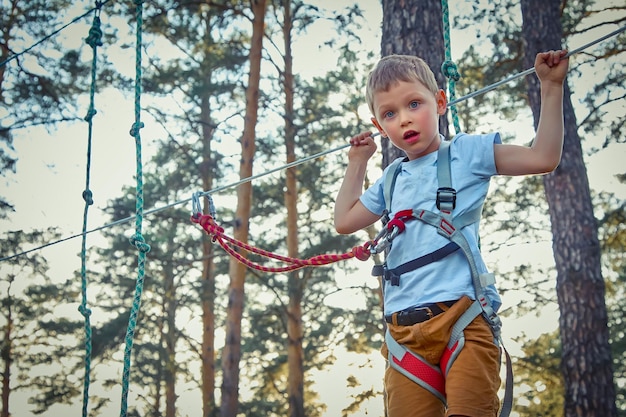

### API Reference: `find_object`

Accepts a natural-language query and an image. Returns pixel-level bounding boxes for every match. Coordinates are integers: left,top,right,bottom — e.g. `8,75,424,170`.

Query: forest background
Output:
1,0,624,416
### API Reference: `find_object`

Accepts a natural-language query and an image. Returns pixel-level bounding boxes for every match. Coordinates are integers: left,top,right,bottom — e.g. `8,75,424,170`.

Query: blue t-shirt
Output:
360,133,502,315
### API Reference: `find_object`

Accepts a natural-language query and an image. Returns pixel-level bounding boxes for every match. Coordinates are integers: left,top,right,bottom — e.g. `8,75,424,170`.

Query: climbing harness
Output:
374,138,513,416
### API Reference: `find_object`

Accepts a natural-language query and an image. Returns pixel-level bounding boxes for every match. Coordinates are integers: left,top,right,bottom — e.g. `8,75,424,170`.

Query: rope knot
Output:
78,304,92,317
85,16,104,48
129,122,144,137
84,107,97,122
130,233,151,253
441,60,461,81
352,245,371,261
82,189,94,205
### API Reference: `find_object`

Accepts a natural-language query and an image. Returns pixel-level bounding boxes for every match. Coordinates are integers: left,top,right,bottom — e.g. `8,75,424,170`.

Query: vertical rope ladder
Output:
79,3,104,416
120,1,150,415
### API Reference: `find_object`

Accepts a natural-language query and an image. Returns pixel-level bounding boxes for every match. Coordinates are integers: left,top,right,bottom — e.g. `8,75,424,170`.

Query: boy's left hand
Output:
535,49,569,85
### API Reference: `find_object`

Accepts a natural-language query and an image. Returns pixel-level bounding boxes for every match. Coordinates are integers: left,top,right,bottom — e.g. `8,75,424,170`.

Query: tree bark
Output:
220,1,266,416
282,1,305,417
520,1,617,415
199,19,217,417
380,0,449,168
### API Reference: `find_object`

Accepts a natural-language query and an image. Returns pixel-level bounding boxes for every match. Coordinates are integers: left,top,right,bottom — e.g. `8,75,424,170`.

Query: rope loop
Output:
85,16,104,48
129,121,144,137
441,60,461,81
129,233,151,253
82,189,94,205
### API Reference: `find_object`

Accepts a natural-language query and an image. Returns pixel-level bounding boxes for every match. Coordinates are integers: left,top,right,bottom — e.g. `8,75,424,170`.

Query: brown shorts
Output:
382,296,502,417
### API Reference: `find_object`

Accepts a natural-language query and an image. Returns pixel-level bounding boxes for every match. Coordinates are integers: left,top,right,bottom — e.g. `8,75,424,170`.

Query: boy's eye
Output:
383,110,395,119
409,101,420,109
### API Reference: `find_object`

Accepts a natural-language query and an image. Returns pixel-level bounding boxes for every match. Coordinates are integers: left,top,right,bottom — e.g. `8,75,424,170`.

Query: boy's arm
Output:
334,132,381,234
494,50,569,176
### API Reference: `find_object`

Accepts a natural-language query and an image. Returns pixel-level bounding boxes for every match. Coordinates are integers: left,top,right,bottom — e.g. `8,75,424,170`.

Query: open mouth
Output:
403,131,419,142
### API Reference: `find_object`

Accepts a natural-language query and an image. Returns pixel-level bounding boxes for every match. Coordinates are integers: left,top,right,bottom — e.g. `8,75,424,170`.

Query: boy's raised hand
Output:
535,49,569,85
348,131,377,162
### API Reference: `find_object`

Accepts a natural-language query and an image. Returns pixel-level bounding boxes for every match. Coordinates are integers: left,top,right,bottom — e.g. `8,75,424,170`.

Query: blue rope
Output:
79,5,104,417
440,0,462,134
120,1,150,416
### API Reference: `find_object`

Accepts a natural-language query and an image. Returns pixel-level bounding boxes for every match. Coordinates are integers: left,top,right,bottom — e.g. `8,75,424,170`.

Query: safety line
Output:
1,23,624,263
447,24,626,107
0,0,113,69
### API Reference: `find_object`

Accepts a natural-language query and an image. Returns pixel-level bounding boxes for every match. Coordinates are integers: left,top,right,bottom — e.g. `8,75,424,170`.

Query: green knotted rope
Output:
120,1,150,416
79,5,104,417
440,0,462,134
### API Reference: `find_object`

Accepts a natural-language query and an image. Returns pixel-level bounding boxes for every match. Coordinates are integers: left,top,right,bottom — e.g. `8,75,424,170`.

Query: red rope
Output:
191,214,372,273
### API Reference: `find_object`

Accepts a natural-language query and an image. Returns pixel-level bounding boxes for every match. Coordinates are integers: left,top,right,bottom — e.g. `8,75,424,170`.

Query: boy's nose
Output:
400,110,412,126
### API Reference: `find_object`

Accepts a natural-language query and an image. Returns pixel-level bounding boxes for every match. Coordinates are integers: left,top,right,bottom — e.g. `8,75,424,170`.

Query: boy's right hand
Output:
348,131,377,162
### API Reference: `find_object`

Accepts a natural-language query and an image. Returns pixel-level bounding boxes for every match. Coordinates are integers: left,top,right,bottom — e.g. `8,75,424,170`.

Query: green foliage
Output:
513,331,564,417
597,188,626,414
0,228,86,415
0,1,90,131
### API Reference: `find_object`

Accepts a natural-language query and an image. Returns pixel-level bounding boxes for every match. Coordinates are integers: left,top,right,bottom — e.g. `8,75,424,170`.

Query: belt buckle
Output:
405,306,435,324
409,306,434,321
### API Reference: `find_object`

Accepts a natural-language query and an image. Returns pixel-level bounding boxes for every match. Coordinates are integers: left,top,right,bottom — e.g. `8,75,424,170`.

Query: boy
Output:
334,50,568,417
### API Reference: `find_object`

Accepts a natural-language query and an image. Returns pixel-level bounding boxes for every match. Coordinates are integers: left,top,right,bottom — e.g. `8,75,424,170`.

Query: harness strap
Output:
436,140,456,212
382,156,407,224
385,329,447,404
378,242,460,286
415,209,501,332
440,300,482,375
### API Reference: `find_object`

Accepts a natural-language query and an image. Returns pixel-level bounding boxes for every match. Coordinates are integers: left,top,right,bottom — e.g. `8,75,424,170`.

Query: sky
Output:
1,1,625,416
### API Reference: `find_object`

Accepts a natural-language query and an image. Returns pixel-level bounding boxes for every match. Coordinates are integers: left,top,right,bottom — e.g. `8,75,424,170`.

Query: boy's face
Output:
370,80,447,160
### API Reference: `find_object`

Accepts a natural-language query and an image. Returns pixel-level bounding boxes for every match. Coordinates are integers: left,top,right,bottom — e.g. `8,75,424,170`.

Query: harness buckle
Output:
436,187,456,211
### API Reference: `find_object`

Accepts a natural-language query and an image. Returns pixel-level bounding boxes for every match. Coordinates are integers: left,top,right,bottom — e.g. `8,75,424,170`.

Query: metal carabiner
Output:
370,225,401,254
192,192,216,218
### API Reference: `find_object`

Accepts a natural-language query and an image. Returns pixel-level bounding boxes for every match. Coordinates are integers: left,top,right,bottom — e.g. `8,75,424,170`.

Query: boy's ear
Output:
436,90,447,115
371,117,387,137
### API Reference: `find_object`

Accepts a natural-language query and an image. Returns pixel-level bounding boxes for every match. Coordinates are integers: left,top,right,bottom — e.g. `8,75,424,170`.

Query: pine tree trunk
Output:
220,1,266,416
200,57,217,417
380,0,449,168
282,1,305,416
520,1,618,415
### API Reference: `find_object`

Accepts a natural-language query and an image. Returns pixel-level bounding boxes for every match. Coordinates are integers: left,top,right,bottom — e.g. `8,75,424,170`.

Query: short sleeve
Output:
452,132,501,179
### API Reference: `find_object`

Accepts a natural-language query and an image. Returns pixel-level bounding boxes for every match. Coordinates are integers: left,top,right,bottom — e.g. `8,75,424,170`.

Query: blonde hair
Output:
366,55,439,115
